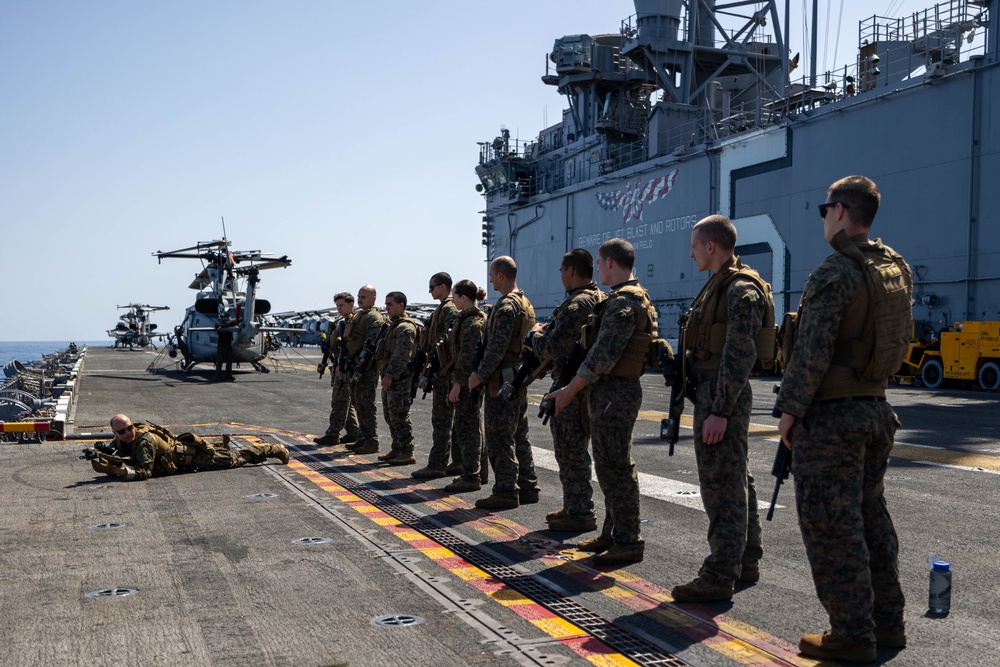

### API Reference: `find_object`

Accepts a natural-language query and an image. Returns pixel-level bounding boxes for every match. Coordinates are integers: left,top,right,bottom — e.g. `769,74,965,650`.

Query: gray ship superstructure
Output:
476,0,997,338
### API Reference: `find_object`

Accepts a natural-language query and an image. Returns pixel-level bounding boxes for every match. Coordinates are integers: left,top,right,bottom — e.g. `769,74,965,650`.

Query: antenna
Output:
221,216,227,243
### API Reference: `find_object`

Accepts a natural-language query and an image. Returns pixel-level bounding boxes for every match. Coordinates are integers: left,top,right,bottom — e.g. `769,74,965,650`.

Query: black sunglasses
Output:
818,201,851,218
114,424,135,436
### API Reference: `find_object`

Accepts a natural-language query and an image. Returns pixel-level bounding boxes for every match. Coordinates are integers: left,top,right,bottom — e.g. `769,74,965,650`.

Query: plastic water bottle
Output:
928,557,952,615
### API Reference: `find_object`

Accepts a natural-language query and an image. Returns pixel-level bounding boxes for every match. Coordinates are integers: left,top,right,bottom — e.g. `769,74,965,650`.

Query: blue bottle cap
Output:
932,560,950,571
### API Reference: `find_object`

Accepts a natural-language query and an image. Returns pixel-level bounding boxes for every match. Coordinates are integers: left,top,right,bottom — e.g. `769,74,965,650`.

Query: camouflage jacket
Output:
478,290,535,381
378,316,417,380
697,272,765,417
533,281,605,363
450,307,487,385
110,424,174,481
776,241,890,417
577,279,644,384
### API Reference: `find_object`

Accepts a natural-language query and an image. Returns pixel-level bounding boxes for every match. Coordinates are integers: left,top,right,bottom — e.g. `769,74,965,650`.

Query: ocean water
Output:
0,341,105,374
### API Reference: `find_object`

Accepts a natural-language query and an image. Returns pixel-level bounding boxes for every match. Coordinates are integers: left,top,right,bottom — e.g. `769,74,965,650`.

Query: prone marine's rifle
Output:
80,441,127,466
537,342,585,425
660,312,689,456
352,322,389,383
766,384,792,521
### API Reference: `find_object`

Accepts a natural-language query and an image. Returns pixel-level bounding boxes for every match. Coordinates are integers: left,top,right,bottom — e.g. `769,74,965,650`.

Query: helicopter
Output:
152,237,292,374
107,303,170,349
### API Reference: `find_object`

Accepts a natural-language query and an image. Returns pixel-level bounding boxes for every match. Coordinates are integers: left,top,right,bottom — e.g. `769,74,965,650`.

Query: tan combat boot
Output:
798,631,876,663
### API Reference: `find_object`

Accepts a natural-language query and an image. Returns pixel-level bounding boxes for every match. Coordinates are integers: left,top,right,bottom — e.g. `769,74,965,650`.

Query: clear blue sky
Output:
1,1,890,341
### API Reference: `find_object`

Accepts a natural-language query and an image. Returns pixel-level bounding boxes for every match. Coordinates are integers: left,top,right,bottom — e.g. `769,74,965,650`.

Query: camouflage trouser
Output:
452,386,483,482
326,372,360,440
426,380,456,469
381,380,413,453
351,367,380,446
791,399,905,643
483,387,537,495
589,377,642,545
183,436,274,471
692,376,763,585
550,392,594,518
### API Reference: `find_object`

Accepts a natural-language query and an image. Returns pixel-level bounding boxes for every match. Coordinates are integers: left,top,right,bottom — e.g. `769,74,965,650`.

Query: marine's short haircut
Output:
598,238,635,270
692,214,737,251
828,175,880,228
453,279,486,302
561,248,594,279
358,284,377,298
431,272,453,289
386,291,407,307
334,292,354,304
490,255,517,280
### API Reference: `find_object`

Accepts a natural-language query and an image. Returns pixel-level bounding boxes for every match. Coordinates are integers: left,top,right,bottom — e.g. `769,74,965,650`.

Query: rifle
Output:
336,320,348,373
80,441,128,466
537,342,585,425
470,339,485,396
416,343,440,399
317,333,333,378
659,313,688,456
408,349,427,401
351,322,389,383
766,385,791,521
498,330,547,400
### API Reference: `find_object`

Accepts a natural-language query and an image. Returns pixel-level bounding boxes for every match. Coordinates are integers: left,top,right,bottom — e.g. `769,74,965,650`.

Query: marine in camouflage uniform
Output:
777,176,911,662
470,257,538,509
543,239,654,565
346,286,386,455
413,274,461,476
531,249,605,529
375,292,419,465
93,415,288,481
317,292,361,447
672,216,766,603
442,293,488,490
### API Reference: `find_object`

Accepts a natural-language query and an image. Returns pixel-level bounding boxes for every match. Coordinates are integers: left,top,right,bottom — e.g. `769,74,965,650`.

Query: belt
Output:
818,396,886,404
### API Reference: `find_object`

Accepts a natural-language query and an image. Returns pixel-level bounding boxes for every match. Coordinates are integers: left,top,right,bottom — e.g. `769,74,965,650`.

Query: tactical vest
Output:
345,308,382,358
130,422,183,476
683,257,777,372
487,290,536,369
811,233,913,399
424,298,456,353
374,316,420,372
581,281,659,381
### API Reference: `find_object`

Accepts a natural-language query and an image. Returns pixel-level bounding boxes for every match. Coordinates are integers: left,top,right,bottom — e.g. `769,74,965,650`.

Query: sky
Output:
1,1,906,341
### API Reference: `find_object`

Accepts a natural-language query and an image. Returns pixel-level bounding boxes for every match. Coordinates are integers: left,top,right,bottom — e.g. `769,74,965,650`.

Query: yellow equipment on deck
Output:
898,321,1000,390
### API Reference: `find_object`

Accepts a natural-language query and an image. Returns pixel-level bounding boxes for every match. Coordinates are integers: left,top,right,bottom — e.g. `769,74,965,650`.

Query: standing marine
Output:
777,175,912,662
374,291,419,465
412,272,462,478
671,214,769,603
345,285,386,455
543,238,657,565
530,248,605,532
468,256,538,510
314,292,361,447
441,280,489,493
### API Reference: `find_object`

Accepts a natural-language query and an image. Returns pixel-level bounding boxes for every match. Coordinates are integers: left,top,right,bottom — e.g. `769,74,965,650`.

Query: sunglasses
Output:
818,201,851,218
114,424,135,436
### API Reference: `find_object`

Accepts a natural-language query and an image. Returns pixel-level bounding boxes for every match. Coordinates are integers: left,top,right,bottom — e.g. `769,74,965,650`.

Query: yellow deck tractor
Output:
899,321,1000,390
